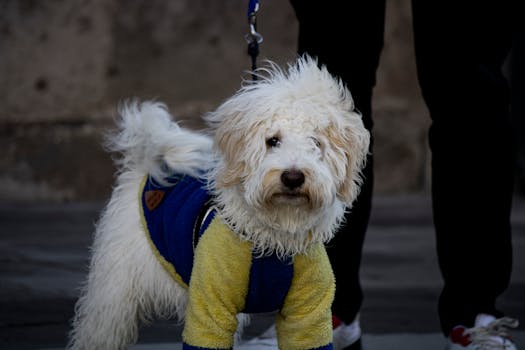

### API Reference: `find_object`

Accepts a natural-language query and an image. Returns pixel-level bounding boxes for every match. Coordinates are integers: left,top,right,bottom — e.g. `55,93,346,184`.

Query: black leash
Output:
245,0,263,80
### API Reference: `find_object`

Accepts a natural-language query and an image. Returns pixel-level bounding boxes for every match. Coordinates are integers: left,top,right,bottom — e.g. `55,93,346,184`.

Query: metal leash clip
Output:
245,2,263,45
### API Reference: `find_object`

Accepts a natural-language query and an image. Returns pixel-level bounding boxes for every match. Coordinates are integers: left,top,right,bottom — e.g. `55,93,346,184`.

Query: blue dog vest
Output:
139,174,293,313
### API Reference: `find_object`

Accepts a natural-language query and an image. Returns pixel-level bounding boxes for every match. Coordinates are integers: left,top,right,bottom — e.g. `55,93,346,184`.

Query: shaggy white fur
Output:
67,55,369,350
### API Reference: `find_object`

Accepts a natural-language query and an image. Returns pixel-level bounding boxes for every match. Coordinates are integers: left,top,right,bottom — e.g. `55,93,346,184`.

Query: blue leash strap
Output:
247,0,259,18
245,0,263,80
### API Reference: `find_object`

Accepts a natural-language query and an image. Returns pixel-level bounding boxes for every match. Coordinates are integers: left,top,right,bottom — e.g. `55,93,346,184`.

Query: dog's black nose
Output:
281,169,305,189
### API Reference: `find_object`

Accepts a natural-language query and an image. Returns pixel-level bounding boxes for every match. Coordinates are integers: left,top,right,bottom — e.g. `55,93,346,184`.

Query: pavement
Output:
1,195,524,349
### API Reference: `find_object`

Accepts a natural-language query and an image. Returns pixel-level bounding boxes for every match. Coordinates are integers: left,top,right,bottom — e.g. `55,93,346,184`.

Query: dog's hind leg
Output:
67,183,143,349
68,172,188,350
67,173,170,349
68,258,141,350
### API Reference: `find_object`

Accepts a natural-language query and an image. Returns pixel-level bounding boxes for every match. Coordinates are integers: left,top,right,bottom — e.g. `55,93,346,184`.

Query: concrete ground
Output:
1,195,524,349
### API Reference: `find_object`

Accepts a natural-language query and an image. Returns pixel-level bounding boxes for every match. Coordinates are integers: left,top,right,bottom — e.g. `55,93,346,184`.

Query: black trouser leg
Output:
291,0,385,324
411,0,516,334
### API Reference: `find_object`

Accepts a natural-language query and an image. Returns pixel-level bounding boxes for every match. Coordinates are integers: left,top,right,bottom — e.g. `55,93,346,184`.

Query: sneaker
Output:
245,316,363,350
333,315,362,350
446,313,519,350
241,324,278,349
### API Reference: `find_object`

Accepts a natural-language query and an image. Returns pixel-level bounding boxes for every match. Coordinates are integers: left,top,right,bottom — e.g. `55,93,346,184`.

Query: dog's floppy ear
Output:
215,117,247,187
325,116,370,206
211,111,264,188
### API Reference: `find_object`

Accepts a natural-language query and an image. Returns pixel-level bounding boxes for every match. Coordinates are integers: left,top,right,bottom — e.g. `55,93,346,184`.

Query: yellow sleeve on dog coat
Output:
183,217,334,350
183,216,252,349
276,243,335,350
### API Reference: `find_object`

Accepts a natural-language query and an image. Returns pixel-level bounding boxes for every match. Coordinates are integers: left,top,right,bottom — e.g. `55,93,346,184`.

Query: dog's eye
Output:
310,137,321,148
266,136,281,148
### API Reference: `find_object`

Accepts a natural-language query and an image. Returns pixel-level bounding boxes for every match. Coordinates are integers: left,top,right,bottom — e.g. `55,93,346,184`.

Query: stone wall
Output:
0,0,430,201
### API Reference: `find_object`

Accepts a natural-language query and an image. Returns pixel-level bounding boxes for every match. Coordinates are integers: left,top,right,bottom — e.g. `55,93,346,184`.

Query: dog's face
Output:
206,56,369,255
258,120,329,211
243,115,356,215
214,108,367,214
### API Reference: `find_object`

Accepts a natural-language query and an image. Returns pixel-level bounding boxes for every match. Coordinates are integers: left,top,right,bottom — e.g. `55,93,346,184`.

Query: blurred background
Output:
1,1,524,349
0,0,433,202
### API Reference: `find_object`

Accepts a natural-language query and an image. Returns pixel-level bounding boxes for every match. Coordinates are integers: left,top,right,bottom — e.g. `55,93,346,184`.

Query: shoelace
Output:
464,317,519,349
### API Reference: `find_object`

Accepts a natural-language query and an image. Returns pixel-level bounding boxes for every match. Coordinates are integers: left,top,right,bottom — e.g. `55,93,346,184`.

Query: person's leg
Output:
290,0,386,325
411,0,516,335
510,31,525,192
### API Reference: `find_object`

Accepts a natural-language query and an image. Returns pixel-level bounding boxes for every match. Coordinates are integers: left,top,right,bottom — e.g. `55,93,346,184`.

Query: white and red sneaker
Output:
241,323,278,349
245,315,363,350
446,314,519,350
333,315,362,350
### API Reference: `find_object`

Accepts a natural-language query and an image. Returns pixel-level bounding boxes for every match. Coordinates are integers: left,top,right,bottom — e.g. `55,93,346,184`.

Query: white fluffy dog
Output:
68,56,369,350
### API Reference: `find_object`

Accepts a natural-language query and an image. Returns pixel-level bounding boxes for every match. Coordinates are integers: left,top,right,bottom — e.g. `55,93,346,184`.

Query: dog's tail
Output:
106,100,213,183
